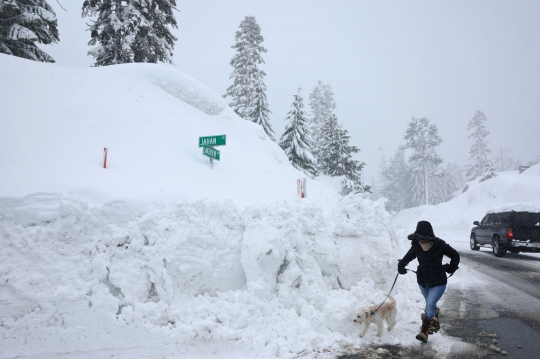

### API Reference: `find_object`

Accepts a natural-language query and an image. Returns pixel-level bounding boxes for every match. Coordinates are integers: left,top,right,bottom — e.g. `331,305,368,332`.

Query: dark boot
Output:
428,308,440,334
416,313,430,343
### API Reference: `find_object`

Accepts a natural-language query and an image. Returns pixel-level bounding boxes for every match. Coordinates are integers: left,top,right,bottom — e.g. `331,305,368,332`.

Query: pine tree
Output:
224,16,275,140
82,0,178,67
404,117,443,206
132,0,177,63
381,146,411,212
308,81,336,159
279,88,318,178
467,110,490,179
318,114,370,195
318,114,349,176
340,157,370,196
429,168,456,204
0,0,59,62
479,154,497,182
247,73,275,141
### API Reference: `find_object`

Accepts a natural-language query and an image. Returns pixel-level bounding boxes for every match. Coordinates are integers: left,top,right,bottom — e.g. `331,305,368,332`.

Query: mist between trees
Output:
376,112,540,213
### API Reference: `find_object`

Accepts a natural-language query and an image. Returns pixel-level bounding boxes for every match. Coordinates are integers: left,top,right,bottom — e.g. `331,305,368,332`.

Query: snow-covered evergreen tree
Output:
429,168,456,204
318,114,348,176
466,110,490,179
82,0,178,67
318,114,370,195
247,73,275,141
132,0,177,63
308,81,336,159
340,157,370,196
404,117,443,206
479,154,497,182
279,88,317,178
224,16,275,140
0,0,59,62
381,146,411,212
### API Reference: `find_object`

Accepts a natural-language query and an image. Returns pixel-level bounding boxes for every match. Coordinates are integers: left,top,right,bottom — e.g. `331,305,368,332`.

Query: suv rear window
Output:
513,212,540,227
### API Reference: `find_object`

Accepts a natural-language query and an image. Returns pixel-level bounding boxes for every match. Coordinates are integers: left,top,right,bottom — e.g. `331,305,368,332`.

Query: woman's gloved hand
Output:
397,266,408,275
444,264,459,274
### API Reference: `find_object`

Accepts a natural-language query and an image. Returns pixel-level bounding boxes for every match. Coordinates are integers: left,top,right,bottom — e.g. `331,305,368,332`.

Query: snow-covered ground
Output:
0,55,445,359
2,54,539,358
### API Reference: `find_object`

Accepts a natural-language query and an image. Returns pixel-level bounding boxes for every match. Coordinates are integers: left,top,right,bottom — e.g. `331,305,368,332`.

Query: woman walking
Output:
397,220,460,343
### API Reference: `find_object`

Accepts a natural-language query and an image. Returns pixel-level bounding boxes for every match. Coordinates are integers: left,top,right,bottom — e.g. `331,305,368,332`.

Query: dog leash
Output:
370,261,456,316
370,272,399,317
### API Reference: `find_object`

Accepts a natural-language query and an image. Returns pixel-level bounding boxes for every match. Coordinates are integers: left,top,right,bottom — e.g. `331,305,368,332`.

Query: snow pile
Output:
522,162,540,176
393,171,540,236
0,194,428,358
0,55,441,358
0,54,337,206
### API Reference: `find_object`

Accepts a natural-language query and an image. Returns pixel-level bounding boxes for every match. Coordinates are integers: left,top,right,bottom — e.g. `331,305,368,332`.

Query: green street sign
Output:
199,135,226,147
202,145,220,161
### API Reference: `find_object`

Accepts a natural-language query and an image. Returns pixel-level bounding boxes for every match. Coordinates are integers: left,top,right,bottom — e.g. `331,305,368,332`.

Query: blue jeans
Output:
418,284,446,320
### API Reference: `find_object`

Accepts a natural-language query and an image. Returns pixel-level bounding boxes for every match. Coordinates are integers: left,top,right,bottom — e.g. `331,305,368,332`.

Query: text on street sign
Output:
199,135,226,147
202,145,220,161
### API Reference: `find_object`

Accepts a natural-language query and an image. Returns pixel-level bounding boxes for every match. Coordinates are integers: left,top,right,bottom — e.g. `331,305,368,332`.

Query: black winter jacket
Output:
398,234,460,288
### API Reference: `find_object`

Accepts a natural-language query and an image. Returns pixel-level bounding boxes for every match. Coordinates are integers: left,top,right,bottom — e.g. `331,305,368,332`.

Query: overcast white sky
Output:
44,0,540,183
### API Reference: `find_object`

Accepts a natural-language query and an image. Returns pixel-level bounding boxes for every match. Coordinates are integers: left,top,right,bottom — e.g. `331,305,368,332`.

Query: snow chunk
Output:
151,70,226,116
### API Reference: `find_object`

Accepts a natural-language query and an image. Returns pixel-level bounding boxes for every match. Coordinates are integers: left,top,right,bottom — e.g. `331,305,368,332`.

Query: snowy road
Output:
441,244,540,359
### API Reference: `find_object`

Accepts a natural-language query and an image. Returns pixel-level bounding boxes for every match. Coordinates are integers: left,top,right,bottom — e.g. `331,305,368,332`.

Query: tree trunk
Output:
424,162,429,206
114,0,123,64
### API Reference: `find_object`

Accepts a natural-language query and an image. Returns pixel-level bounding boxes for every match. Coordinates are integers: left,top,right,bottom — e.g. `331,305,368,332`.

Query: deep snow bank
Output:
0,194,428,358
393,171,540,236
0,54,338,207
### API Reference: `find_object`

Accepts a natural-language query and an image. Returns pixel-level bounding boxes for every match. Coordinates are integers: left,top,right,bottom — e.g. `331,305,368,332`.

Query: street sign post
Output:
199,135,226,170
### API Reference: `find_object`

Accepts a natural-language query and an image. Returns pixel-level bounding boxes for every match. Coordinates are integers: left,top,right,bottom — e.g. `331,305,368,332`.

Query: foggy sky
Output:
43,0,540,183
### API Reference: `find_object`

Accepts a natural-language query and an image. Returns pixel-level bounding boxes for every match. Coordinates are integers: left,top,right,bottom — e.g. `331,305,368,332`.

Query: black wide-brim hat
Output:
408,220,436,241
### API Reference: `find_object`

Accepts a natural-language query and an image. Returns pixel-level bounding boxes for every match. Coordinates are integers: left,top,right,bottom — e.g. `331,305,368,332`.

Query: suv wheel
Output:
470,234,480,251
492,236,507,257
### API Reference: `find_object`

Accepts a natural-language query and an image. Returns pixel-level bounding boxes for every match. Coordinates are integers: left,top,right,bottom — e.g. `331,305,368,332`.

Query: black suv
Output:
470,210,540,257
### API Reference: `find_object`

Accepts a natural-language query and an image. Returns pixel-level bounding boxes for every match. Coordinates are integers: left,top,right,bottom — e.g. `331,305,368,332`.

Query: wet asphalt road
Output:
441,248,540,359
339,246,540,359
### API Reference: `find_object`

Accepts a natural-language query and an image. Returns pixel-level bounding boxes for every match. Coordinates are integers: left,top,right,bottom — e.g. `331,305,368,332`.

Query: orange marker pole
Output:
103,147,108,169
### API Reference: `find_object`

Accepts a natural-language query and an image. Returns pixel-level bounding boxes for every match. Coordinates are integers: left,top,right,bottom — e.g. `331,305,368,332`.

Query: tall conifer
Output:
404,117,443,206
224,16,275,140
309,81,336,160
82,0,178,66
479,154,497,182
279,89,317,178
318,114,369,194
0,0,59,62
467,110,490,179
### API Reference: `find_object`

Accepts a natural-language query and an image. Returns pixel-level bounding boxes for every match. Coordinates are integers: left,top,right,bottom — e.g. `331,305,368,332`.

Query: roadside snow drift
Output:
393,171,540,236
0,194,429,358
0,56,433,358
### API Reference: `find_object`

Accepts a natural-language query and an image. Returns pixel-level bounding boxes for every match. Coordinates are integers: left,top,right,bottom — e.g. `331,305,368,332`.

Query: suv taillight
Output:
507,228,514,239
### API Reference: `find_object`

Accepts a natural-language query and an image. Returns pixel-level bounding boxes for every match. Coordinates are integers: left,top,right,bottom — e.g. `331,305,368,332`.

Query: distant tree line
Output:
378,109,540,212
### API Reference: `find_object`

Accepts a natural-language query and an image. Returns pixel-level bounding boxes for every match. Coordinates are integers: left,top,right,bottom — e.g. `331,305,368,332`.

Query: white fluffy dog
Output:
353,295,397,337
